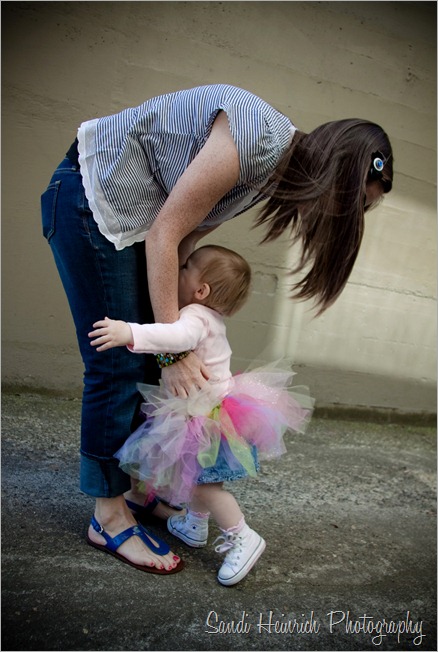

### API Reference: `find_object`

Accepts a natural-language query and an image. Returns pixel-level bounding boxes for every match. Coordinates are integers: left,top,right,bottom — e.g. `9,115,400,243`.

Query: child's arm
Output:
88,317,133,352
89,307,208,354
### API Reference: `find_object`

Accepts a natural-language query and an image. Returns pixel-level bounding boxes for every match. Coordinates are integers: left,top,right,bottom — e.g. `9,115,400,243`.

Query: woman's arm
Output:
145,111,240,324
145,111,239,397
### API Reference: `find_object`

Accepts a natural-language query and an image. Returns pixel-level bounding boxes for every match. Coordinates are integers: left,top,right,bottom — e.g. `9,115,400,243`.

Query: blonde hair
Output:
190,245,251,316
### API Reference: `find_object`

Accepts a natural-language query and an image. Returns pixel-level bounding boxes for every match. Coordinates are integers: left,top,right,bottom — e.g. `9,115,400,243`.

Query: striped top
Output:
78,84,295,250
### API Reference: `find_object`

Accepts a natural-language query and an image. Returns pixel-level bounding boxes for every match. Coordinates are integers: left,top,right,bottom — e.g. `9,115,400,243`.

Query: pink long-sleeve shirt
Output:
128,304,233,396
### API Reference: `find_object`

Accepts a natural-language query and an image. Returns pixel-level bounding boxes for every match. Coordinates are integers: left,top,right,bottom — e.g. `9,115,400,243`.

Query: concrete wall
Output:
2,1,436,416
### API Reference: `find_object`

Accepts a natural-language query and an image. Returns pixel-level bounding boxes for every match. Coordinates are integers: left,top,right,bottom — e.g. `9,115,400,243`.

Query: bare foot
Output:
89,497,183,572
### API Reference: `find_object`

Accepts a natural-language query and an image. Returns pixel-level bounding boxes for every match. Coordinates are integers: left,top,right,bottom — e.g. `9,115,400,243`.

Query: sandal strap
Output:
125,497,160,515
137,524,170,555
90,516,170,555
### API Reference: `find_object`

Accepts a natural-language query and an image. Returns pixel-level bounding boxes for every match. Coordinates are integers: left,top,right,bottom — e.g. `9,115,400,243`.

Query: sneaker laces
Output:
214,531,241,555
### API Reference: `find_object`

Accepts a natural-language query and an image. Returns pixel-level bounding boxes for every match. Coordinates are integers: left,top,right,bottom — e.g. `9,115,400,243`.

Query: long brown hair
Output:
255,119,393,314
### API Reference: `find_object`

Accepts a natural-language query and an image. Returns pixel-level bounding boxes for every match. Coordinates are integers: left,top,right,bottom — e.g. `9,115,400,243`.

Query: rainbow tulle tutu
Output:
115,366,313,504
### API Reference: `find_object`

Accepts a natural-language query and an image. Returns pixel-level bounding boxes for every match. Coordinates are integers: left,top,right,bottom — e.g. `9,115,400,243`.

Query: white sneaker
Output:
167,513,208,548
214,523,266,586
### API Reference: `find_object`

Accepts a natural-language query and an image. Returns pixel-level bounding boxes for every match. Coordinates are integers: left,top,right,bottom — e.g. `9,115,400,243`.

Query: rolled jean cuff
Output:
80,452,131,497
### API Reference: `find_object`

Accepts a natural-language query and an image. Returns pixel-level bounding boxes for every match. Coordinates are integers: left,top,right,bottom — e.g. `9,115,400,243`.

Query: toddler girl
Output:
89,244,312,585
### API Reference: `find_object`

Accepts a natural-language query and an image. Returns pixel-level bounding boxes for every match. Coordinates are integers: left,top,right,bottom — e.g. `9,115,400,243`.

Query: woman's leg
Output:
42,156,159,495
41,156,181,570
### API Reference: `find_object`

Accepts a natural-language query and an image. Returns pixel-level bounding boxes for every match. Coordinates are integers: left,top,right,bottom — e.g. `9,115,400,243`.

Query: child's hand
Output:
88,317,133,352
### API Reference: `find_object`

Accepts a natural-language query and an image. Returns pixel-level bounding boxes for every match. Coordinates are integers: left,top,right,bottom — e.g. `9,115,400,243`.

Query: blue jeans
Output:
197,441,259,484
41,156,160,497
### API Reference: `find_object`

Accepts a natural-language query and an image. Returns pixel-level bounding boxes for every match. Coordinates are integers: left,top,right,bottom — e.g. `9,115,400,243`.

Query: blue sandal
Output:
125,498,183,527
126,497,160,517
86,515,184,574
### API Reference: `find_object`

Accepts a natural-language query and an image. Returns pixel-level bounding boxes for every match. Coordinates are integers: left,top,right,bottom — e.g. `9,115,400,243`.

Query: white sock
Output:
187,509,210,522
221,516,245,535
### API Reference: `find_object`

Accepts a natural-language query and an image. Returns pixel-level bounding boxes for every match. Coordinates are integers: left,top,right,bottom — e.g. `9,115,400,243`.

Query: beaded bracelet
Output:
156,351,191,368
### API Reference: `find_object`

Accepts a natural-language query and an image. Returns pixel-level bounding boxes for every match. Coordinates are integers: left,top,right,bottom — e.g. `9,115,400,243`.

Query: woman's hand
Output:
161,351,210,397
88,317,133,351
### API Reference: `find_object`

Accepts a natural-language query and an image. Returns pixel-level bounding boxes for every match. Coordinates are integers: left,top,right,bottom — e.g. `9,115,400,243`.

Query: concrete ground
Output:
1,391,436,652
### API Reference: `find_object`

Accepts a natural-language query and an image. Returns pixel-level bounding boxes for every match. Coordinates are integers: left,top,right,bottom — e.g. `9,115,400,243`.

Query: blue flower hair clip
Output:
369,151,385,179
368,151,392,192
